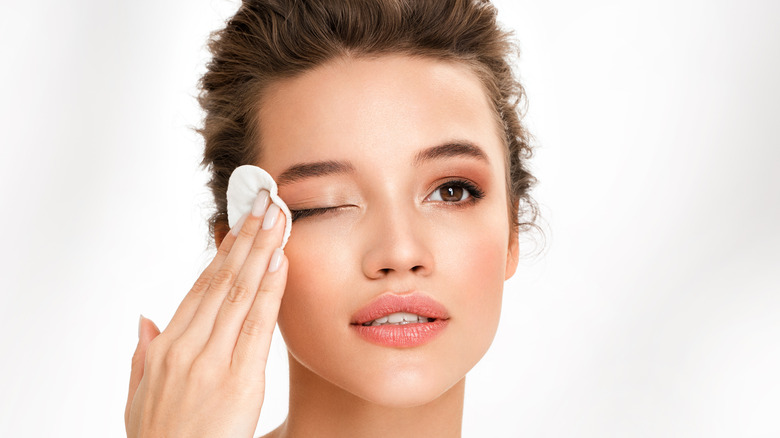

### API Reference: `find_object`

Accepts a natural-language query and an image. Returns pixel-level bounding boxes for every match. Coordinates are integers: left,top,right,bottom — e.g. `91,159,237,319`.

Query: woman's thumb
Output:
126,315,161,425
131,315,160,381
138,315,161,345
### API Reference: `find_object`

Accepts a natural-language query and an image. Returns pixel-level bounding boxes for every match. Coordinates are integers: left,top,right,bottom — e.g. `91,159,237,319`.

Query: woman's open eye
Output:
426,180,484,203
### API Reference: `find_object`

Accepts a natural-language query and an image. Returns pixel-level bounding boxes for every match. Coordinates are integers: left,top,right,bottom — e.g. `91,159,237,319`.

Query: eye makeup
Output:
289,178,486,222
290,206,345,222
427,179,484,204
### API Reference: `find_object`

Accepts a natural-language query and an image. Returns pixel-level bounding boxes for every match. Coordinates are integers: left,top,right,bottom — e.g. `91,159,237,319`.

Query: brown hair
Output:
199,0,536,243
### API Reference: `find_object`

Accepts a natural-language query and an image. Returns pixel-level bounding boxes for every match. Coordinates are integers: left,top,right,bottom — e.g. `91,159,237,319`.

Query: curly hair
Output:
199,0,536,243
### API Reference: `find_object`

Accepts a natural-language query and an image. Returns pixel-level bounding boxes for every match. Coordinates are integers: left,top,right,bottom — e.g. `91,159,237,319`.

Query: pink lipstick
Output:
350,292,450,348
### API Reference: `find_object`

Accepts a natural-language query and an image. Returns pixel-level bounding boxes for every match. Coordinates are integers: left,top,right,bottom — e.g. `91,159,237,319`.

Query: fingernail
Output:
251,190,271,217
268,248,284,273
262,203,281,230
138,314,144,339
231,213,249,236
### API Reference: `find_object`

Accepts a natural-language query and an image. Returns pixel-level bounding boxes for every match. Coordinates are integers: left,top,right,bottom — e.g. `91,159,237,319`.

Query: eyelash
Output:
434,179,485,204
289,179,484,222
290,206,339,222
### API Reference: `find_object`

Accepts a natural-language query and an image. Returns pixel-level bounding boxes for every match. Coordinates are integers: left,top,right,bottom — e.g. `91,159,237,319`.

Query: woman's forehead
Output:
256,55,506,174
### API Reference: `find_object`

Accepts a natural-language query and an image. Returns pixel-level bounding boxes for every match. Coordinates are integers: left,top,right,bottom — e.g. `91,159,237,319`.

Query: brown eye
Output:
439,185,465,202
426,180,484,204
428,183,472,202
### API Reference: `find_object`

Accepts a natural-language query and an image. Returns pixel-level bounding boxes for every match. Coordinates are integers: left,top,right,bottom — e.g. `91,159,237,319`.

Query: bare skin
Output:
125,55,519,438
125,204,288,437
262,359,465,437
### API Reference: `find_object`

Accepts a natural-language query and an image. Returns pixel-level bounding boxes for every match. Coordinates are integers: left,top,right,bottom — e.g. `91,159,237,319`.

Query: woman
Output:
125,0,536,436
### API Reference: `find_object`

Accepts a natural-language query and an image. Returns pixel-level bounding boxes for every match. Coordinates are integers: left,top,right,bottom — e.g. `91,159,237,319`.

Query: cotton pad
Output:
226,165,293,248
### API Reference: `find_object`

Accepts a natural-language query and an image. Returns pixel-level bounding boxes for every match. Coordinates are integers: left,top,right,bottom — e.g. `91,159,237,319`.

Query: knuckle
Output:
164,342,193,368
226,282,253,304
216,244,231,258
190,276,211,297
251,232,273,250
188,358,213,385
144,336,166,365
256,282,283,302
189,354,228,389
211,268,236,289
237,221,257,239
240,317,265,338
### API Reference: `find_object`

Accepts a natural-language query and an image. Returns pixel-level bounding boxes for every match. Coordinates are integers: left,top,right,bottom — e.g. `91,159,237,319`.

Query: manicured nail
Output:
138,314,144,339
262,203,281,230
251,190,271,217
231,213,249,236
268,248,284,273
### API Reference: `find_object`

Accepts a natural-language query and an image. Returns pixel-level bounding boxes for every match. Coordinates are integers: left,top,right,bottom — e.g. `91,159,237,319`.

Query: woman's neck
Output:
265,353,465,438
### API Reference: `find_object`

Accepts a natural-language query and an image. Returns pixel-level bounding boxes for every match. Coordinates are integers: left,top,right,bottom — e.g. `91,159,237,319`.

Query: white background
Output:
1,0,778,436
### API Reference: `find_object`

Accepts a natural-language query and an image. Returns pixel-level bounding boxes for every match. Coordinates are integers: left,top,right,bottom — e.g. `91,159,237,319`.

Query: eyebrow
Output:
412,141,489,167
275,141,489,187
276,160,355,187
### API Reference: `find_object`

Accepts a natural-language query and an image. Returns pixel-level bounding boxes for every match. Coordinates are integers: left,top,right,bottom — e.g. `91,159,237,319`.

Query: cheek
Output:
452,227,507,324
436,203,509,284
435,209,509,348
275,225,353,353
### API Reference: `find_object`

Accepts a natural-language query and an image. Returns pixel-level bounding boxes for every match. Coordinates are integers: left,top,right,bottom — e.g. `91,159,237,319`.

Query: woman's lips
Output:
350,292,450,348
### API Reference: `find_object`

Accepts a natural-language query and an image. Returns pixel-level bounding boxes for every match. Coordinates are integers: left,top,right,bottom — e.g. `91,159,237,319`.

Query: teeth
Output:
403,313,420,323
364,312,433,326
387,313,404,324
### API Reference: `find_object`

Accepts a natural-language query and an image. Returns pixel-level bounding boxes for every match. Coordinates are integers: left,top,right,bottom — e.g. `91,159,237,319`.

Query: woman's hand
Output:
125,195,288,437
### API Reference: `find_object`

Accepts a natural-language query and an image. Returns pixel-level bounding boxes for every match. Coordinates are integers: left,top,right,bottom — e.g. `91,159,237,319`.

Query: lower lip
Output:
352,320,449,348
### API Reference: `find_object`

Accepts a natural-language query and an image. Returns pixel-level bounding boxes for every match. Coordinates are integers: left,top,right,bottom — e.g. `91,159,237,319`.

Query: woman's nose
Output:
360,204,434,280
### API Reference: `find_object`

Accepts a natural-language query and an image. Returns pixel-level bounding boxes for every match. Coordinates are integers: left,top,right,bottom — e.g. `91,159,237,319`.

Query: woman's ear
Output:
505,232,520,280
214,221,230,248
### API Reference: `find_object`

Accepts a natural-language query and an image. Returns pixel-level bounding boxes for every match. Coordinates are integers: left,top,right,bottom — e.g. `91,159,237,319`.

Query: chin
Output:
348,365,464,408
287,341,470,408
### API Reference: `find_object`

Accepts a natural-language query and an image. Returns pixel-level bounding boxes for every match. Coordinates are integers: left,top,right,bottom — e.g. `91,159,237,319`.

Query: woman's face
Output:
256,54,519,407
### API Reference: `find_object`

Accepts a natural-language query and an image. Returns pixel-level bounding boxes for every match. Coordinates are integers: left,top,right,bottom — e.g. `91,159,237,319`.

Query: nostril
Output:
372,266,425,279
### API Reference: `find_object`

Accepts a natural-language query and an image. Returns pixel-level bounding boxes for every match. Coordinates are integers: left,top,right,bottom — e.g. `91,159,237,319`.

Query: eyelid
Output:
290,206,333,222
425,178,485,202
290,179,485,222
289,205,354,222
287,194,357,221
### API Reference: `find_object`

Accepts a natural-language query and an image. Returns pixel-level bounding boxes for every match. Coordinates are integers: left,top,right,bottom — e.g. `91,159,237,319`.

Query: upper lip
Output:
350,291,450,325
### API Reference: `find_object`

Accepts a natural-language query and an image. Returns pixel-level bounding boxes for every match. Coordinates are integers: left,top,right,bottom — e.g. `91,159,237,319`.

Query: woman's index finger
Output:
231,248,288,376
163,221,240,338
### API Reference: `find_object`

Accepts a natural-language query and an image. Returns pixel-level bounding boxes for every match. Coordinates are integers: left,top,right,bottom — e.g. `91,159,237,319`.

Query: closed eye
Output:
289,206,339,222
